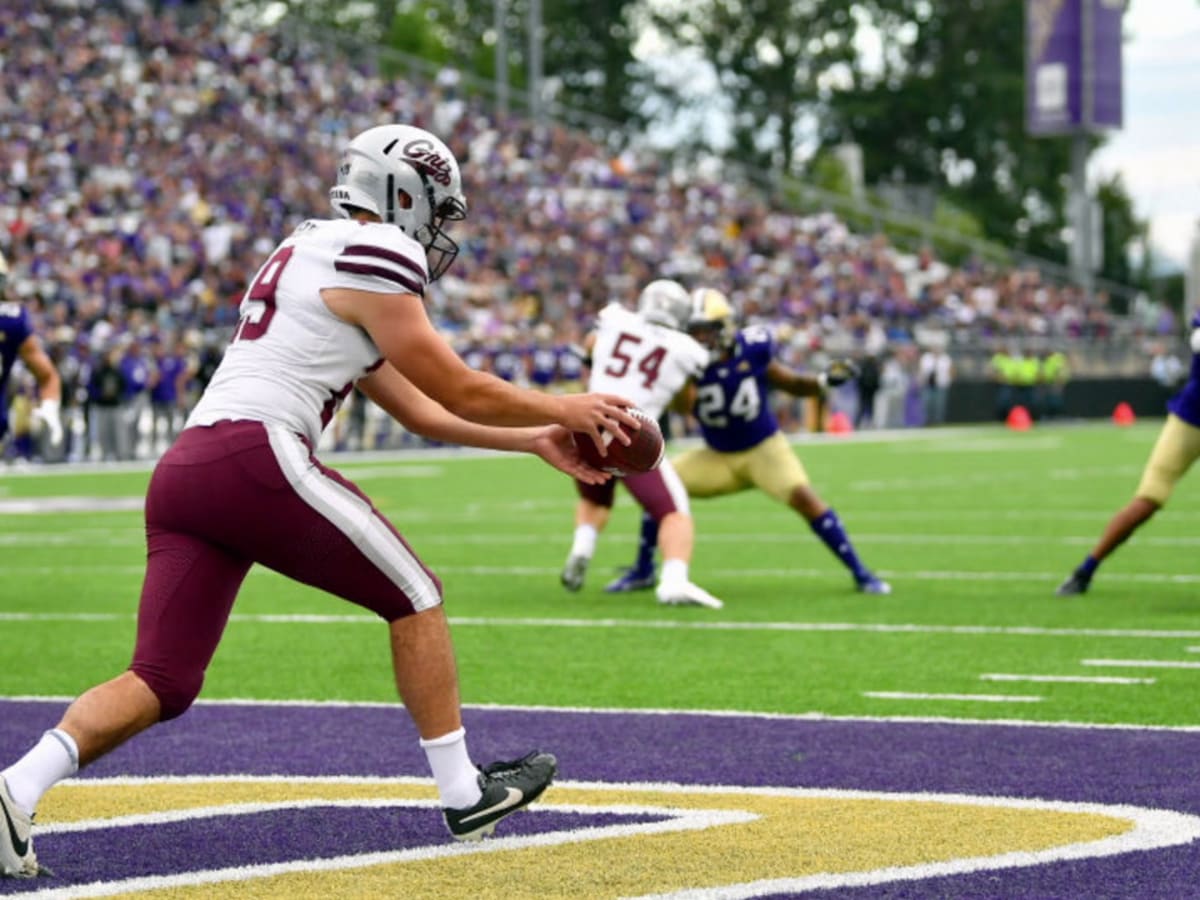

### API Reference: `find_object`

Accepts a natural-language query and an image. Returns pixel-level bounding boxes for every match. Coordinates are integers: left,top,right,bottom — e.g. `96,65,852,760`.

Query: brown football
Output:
572,408,664,476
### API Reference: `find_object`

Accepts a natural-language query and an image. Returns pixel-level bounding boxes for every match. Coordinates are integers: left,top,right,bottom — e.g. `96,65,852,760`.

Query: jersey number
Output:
233,246,294,342
604,333,666,390
696,377,761,427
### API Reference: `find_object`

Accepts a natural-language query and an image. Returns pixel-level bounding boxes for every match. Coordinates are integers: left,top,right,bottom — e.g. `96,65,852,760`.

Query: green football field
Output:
2,420,1199,728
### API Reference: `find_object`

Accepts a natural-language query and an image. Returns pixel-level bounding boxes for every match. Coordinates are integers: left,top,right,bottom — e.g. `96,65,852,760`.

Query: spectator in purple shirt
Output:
119,339,153,459
149,335,197,454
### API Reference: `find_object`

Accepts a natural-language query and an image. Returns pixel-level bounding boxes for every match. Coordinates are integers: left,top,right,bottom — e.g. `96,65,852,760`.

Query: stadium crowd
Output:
0,0,1180,461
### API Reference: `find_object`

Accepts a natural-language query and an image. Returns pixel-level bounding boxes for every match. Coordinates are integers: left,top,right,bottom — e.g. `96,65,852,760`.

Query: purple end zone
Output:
2,700,1198,897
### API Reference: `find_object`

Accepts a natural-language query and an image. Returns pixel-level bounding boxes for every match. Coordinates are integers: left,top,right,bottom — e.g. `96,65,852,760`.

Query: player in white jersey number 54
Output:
0,124,643,878
560,279,723,609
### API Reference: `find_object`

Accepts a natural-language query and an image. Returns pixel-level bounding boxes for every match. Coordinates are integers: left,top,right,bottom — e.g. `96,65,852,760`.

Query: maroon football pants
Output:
131,420,441,719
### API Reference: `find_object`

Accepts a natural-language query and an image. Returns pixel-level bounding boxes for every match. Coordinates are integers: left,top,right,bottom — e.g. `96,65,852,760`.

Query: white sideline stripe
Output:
12,562,1199,588
863,692,1043,704
5,694,1200,733
980,673,1156,685
1082,659,1200,669
0,497,144,514
6,610,1200,642
14,776,1200,900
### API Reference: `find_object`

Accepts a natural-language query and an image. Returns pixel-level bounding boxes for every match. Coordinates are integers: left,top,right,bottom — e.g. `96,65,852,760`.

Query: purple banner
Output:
1091,0,1124,129
1026,0,1124,135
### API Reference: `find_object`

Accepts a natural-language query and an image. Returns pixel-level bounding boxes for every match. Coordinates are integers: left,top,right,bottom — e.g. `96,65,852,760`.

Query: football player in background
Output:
608,288,892,597
1057,311,1200,596
0,124,643,877
0,251,64,457
560,279,723,608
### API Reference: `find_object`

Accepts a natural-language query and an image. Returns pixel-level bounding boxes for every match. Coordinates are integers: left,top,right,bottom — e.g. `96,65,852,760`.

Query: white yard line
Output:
1081,659,1200,669
979,673,1155,685
863,692,1043,704
4,561,1200,587
4,610,1200,641
4,695,1199,732
8,530,1200,547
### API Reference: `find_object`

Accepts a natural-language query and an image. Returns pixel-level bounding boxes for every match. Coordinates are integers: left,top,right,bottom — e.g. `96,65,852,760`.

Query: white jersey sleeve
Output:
586,303,709,418
187,218,429,446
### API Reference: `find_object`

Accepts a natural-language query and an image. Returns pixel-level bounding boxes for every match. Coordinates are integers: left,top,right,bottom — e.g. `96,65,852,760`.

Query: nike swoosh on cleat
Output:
1,798,29,859
458,787,525,824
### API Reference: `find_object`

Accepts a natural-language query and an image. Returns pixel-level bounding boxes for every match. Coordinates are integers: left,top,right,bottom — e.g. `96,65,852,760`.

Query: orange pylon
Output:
1006,405,1032,431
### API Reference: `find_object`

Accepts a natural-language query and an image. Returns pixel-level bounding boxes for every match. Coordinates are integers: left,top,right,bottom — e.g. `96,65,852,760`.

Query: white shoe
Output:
656,580,723,609
0,777,38,878
560,555,589,592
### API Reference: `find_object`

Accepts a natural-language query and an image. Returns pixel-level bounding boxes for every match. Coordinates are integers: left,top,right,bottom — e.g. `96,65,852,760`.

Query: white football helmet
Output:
329,125,468,280
636,279,692,330
687,287,737,351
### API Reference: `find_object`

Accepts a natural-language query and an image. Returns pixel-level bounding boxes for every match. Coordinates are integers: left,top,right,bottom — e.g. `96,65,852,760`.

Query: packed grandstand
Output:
0,0,1182,461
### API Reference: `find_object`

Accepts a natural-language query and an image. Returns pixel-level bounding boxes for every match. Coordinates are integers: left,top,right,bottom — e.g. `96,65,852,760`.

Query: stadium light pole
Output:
1073,0,1095,304
495,0,509,116
1026,0,1123,307
528,0,543,124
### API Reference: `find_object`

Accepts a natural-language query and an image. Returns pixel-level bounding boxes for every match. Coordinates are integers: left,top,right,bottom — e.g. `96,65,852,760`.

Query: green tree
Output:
224,0,397,43
647,0,861,173
1095,172,1148,288
820,0,1090,263
388,1,641,123
223,1,641,122
539,0,639,123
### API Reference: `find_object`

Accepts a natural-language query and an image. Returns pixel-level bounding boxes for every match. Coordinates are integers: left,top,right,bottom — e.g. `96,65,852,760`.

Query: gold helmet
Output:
687,288,737,350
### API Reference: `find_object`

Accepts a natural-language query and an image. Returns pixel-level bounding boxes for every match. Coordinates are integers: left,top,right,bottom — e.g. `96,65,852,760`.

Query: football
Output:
572,408,664,476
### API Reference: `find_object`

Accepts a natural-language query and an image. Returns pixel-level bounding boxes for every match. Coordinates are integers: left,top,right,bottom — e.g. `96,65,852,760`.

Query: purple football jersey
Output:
693,326,779,452
1168,311,1200,428
0,301,33,392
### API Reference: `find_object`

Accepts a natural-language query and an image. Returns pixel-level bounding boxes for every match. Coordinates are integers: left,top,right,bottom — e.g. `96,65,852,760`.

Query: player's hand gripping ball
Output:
572,408,664,476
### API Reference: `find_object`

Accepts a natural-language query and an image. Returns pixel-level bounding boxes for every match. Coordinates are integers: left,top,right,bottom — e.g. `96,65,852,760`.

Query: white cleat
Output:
560,555,589,592
0,777,38,879
656,581,724,609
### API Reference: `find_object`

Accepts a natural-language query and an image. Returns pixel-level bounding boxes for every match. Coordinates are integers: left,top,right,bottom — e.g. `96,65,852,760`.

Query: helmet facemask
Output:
412,188,466,281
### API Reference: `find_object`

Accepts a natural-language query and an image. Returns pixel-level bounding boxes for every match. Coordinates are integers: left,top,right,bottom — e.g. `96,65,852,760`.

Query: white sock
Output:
660,558,689,589
419,727,483,810
2,729,80,816
569,524,598,559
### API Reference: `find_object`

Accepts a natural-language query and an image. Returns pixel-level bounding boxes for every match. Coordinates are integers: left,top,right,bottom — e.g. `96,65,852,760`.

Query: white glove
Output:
33,398,63,446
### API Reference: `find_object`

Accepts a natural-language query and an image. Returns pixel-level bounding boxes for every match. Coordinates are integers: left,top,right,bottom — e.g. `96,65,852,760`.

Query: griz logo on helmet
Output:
402,139,453,187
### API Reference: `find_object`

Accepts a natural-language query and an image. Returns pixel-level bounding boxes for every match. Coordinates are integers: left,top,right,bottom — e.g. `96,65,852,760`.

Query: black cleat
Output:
443,751,557,841
1056,570,1092,596
604,566,657,593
